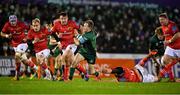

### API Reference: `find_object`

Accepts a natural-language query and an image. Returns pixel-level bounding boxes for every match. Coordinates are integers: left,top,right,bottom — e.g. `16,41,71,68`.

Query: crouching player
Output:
27,18,52,80
102,52,159,82
69,20,100,81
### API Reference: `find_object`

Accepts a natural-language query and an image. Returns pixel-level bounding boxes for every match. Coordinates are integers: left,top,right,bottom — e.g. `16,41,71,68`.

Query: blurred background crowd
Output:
0,0,180,56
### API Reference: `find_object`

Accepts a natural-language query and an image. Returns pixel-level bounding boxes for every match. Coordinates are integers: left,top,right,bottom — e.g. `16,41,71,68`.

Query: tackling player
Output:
149,27,165,75
69,20,100,81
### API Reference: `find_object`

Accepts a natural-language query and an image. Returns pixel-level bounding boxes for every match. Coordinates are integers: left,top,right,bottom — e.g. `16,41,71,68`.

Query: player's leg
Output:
151,57,161,76
61,49,71,80
135,63,158,82
159,46,178,81
42,49,52,80
142,74,158,83
62,44,77,81
36,49,52,80
87,56,100,81
17,43,38,78
69,53,85,80
13,43,28,80
13,52,21,80
55,54,63,80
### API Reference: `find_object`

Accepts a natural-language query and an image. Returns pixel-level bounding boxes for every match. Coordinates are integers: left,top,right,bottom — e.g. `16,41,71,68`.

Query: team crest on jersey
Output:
68,27,73,31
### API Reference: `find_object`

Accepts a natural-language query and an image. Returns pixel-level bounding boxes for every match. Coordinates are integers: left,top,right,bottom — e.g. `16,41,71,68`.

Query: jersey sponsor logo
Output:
164,34,171,37
13,31,22,35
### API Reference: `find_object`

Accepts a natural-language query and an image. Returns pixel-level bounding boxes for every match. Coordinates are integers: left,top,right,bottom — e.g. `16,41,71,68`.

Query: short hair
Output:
84,20,94,29
32,18,40,24
59,12,68,17
79,21,84,26
155,27,163,35
159,13,168,19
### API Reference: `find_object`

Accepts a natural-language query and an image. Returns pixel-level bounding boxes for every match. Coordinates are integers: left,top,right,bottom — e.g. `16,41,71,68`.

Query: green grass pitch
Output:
0,77,180,94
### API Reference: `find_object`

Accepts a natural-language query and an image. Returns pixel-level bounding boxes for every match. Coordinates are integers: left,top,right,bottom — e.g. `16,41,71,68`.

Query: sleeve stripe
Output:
78,36,87,44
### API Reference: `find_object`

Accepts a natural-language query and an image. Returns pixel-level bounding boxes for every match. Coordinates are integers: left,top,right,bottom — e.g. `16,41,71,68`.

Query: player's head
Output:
79,21,84,34
83,20,94,32
32,18,41,32
159,13,169,26
9,15,17,26
102,66,112,74
155,27,164,40
59,12,68,25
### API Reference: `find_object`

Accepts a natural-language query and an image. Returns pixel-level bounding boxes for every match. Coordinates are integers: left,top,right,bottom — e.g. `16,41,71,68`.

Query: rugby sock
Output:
59,68,62,76
76,64,87,74
15,62,21,80
159,60,177,77
49,57,54,75
69,68,75,80
28,60,38,70
61,65,65,79
164,60,177,70
54,68,58,76
37,66,41,79
64,66,69,80
45,68,51,77
41,62,51,78
168,68,174,81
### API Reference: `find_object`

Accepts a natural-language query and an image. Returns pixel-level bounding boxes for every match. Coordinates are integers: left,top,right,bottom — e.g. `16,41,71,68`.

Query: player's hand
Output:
149,51,157,56
49,39,57,45
164,40,172,45
5,34,12,39
57,42,62,49
58,33,63,38
33,38,40,44
22,38,27,42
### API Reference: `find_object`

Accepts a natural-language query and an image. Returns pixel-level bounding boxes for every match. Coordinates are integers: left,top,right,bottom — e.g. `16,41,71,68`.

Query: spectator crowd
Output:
0,1,180,56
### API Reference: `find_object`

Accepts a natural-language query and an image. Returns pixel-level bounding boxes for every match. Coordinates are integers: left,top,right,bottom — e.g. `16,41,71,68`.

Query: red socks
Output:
28,60,35,68
76,64,87,74
159,60,177,78
63,66,69,80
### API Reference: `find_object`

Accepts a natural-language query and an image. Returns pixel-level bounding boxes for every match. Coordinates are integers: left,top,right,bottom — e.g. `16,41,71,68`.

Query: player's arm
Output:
166,25,180,44
133,68,143,82
74,34,88,45
168,32,180,43
1,32,11,38
1,23,12,38
50,24,61,46
26,30,34,52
